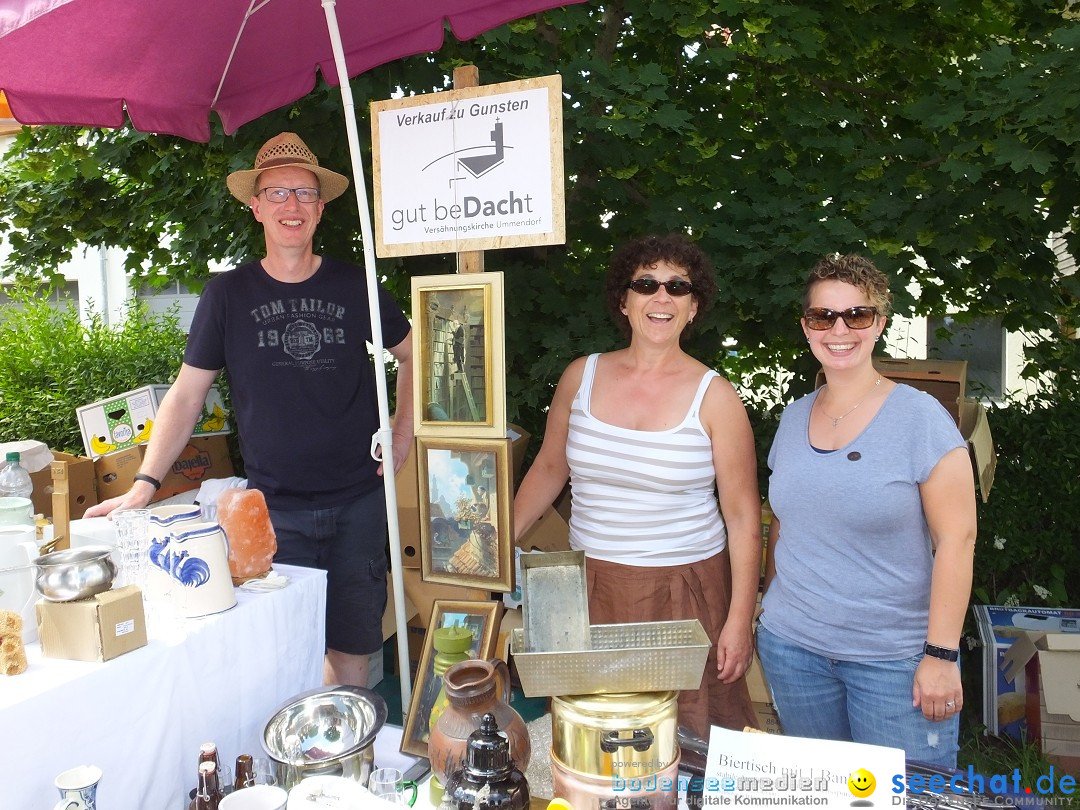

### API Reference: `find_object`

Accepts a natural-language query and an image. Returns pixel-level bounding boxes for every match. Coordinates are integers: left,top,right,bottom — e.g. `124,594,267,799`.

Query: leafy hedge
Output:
0,285,189,454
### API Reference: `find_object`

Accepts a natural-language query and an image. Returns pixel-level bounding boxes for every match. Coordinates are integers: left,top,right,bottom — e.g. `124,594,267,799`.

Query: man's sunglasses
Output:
626,278,694,297
803,306,879,330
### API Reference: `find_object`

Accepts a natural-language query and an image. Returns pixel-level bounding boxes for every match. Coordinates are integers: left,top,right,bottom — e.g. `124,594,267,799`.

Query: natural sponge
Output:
0,610,28,676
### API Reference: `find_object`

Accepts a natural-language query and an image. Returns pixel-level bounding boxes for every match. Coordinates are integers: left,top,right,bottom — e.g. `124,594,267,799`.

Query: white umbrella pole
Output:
320,0,412,714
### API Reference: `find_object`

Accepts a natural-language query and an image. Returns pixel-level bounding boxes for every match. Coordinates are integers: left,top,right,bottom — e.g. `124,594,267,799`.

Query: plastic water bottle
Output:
0,451,33,499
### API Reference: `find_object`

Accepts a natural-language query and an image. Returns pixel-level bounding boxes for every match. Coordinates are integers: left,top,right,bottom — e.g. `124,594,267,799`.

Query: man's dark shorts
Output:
269,487,388,656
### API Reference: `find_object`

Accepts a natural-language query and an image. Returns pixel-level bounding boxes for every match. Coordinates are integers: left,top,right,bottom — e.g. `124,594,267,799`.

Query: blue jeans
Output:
756,624,959,768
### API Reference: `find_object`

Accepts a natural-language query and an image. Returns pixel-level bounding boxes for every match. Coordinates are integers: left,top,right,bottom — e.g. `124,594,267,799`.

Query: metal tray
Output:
510,619,710,697
521,550,590,652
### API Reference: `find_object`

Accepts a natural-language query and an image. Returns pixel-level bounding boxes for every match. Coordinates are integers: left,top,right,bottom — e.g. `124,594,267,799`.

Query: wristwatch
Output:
923,642,960,662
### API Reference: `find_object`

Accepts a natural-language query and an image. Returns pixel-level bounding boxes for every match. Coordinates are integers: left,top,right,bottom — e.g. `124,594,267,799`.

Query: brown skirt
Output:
584,549,757,738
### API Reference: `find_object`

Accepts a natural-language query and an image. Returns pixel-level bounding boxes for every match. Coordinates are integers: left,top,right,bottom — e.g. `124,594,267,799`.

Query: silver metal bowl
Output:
261,685,387,788
33,546,117,602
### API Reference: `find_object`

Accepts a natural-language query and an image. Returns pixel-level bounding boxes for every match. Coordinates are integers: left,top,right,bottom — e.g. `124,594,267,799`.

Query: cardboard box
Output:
94,435,234,503
29,450,97,519
960,398,996,502
395,423,531,569
507,422,531,486
752,701,782,734
366,645,385,689
518,506,571,553
1002,626,1080,762
395,440,422,568
973,605,1080,739
816,357,967,425
36,585,147,661
746,649,772,706
78,384,231,459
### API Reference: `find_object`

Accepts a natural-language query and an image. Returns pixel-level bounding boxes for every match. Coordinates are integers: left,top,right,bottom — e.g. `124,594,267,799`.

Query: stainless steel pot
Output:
261,685,387,788
552,691,679,779
0,545,117,601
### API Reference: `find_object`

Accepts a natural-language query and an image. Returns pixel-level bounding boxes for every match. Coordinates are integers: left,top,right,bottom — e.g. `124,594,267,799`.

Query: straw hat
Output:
227,132,349,203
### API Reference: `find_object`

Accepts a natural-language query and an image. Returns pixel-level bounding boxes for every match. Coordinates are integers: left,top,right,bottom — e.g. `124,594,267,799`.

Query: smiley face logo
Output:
848,768,876,798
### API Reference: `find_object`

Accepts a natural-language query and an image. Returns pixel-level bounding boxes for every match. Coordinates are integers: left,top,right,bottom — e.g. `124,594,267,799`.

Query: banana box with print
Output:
77,383,231,459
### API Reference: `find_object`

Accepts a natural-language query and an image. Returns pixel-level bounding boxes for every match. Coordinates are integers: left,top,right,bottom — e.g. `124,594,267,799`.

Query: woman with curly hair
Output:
514,233,761,736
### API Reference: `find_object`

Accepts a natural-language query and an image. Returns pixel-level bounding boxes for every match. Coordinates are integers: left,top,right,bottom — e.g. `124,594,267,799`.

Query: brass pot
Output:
551,691,678,779
551,751,681,810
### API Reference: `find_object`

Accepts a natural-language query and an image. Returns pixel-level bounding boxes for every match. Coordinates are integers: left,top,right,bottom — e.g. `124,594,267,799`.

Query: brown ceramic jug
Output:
427,658,531,785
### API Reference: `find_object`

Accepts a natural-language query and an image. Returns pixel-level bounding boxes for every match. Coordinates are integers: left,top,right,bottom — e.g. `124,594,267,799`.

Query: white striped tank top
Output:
566,353,728,565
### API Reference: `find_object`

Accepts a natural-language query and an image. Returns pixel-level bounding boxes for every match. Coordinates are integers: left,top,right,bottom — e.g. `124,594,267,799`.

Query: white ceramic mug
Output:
54,764,101,810
219,784,289,809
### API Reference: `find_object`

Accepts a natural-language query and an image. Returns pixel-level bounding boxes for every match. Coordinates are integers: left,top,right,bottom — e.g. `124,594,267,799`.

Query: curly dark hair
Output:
803,254,893,317
604,234,717,338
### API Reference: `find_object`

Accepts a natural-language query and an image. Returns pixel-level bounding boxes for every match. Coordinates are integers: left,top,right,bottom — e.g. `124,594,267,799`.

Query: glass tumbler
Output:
113,508,151,591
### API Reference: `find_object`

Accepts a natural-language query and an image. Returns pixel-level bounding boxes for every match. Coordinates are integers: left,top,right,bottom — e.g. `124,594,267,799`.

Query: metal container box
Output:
521,550,590,652
510,619,710,697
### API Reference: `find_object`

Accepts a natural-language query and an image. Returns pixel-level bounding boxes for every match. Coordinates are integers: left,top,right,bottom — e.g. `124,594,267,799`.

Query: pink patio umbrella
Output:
0,0,587,708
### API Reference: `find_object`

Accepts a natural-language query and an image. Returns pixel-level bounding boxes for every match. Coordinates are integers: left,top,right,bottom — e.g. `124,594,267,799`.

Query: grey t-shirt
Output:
761,383,966,660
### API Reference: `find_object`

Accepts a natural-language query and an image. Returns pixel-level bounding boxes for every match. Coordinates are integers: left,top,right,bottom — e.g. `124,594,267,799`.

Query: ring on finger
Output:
945,700,956,709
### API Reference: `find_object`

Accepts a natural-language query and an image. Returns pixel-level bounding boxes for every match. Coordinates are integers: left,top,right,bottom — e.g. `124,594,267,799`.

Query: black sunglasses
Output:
626,278,694,297
803,306,879,330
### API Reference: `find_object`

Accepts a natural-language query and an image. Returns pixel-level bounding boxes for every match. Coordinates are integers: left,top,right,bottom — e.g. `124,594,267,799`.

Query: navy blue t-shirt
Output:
185,257,411,509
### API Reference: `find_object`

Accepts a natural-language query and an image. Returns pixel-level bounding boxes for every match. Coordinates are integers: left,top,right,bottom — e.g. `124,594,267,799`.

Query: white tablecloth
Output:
0,563,326,810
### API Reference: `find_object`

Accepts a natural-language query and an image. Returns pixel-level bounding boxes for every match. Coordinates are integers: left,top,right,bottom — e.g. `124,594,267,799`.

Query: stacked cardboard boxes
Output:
974,604,1080,764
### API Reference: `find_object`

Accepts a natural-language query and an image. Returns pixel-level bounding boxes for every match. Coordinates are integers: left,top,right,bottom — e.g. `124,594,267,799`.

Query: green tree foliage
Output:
1,1,1079,596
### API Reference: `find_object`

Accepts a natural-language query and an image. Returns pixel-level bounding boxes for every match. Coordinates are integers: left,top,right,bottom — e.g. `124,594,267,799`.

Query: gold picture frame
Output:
400,599,502,758
411,271,506,438
417,436,514,592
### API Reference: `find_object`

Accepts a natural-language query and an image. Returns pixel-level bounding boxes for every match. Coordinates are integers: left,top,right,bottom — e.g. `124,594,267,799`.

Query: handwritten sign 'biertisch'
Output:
371,74,565,258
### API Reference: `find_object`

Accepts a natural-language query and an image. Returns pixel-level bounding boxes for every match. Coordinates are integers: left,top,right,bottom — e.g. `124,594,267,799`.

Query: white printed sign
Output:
371,74,565,257
704,726,907,807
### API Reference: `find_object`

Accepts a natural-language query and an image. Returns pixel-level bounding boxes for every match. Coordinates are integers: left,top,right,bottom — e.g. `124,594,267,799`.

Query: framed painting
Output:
411,271,506,438
400,599,502,758
417,436,514,592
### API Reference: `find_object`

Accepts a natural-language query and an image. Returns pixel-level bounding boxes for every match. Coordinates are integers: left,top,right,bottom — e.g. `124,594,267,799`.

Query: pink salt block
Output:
218,488,277,583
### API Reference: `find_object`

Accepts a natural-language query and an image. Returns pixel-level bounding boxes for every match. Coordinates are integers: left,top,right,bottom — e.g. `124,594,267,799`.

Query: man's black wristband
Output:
923,642,960,662
133,472,162,491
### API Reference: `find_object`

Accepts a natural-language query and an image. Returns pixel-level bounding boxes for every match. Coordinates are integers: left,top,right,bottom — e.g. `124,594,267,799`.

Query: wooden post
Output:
50,459,70,551
453,65,485,275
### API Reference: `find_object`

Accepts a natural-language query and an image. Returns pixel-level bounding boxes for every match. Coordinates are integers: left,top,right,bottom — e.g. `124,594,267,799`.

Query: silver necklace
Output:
820,376,881,428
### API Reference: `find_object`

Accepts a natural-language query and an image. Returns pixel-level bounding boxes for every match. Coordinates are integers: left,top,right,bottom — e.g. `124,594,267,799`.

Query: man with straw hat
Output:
88,132,414,687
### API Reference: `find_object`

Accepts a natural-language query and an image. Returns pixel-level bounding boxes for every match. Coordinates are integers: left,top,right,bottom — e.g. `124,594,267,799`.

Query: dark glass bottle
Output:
194,761,220,810
443,713,530,810
234,754,255,790
198,742,225,802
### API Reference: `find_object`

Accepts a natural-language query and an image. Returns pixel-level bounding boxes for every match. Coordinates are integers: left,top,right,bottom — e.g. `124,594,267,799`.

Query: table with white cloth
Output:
0,563,326,810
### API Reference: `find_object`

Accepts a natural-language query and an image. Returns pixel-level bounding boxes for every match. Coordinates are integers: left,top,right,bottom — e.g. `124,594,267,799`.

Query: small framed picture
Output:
411,272,506,438
417,436,514,592
400,599,502,757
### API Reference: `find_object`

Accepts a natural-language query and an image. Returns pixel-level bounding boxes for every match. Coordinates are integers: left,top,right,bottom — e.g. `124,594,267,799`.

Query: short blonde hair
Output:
803,254,893,317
